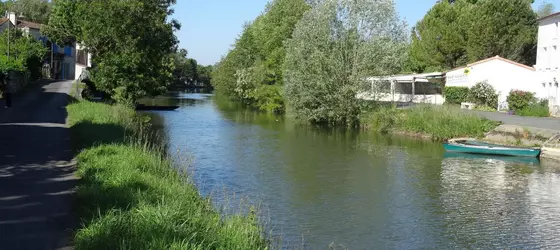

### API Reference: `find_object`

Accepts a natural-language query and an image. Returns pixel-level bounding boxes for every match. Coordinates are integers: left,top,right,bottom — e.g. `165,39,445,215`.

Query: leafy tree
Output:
284,0,408,127
10,0,51,24
407,0,472,72
0,29,47,78
197,65,213,88
45,0,179,104
212,0,309,113
184,58,198,85
467,0,537,66
537,1,555,18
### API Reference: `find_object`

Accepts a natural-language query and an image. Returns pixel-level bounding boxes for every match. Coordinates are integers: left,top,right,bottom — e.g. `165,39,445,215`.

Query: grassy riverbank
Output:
68,101,267,249
364,105,500,141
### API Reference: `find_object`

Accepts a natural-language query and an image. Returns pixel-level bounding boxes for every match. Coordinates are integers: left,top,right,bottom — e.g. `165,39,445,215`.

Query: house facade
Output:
75,43,91,80
536,12,560,116
0,12,76,80
446,56,538,111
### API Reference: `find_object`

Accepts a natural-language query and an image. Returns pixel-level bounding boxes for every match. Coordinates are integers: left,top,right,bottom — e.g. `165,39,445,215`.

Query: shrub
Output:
366,105,499,140
445,86,469,104
506,90,535,111
474,105,497,112
468,81,498,108
251,84,285,113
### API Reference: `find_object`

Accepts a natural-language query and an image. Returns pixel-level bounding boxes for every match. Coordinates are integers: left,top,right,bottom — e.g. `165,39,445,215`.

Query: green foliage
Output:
366,105,499,141
170,49,212,89
46,0,179,104
467,0,537,66
516,103,550,117
284,0,408,127
10,0,52,24
251,84,284,113
468,81,498,108
507,89,535,111
212,0,310,112
0,29,46,76
407,0,471,72
68,101,268,249
409,0,537,72
197,65,213,88
474,105,497,112
444,86,469,104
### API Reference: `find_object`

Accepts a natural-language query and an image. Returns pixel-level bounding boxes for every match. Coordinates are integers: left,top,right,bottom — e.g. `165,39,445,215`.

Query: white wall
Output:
537,16,560,71
537,16,560,116
74,43,91,80
446,58,537,110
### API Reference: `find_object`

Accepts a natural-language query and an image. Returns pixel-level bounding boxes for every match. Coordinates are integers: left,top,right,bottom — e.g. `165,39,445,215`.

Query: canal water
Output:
145,93,560,249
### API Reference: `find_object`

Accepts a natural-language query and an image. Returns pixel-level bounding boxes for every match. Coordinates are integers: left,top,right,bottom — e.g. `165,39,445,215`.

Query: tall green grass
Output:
365,105,499,141
516,103,550,117
68,101,268,249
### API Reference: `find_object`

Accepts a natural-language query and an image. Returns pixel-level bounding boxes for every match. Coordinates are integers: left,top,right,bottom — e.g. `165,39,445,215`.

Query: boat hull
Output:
135,105,179,111
444,140,541,158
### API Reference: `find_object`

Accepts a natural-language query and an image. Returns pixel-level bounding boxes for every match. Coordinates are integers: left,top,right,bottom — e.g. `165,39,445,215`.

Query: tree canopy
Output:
537,1,555,18
284,0,408,127
45,0,180,104
171,49,213,90
211,0,310,113
408,0,537,72
0,29,47,77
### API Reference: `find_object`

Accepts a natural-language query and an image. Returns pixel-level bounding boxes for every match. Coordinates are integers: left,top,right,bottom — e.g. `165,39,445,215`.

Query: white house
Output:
75,43,91,80
446,56,537,111
535,12,560,116
0,12,76,80
358,72,446,105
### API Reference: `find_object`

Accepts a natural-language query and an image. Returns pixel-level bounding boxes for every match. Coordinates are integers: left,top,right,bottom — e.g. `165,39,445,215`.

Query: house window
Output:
77,50,88,66
550,46,558,69
544,47,550,69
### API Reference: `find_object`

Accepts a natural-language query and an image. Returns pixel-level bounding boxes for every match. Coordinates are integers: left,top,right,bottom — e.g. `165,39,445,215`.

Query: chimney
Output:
8,12,16,26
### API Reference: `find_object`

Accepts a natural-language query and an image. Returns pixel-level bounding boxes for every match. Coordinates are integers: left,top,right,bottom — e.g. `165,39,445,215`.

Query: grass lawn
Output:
68,101,267,250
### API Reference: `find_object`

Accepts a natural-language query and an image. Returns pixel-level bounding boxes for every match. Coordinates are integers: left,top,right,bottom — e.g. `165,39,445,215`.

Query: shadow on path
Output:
0,81,76,250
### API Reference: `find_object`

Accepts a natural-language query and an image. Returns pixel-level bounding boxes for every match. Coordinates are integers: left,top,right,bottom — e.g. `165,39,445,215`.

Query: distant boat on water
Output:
135,104,179,111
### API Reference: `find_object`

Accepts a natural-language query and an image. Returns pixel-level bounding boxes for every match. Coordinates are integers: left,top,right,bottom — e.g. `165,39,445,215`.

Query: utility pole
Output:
51,42,53,79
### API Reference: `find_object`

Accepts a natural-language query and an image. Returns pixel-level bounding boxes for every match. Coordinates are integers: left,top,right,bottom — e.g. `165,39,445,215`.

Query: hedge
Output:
444,86,469,104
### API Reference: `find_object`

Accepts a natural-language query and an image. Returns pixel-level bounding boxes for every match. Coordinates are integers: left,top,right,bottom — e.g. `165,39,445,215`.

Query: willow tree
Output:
284,0,408,127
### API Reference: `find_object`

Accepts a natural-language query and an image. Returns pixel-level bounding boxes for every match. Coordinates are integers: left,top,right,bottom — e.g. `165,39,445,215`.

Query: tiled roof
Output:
537,12,560,22
17,20,41,30
0,18,9,26
448,56,535,72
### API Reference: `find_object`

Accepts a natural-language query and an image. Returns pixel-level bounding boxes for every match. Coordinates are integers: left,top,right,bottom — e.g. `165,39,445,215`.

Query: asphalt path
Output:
0,80,76,250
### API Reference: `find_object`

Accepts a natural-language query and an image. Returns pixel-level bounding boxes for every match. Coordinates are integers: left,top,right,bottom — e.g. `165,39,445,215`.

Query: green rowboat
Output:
443,139,541,158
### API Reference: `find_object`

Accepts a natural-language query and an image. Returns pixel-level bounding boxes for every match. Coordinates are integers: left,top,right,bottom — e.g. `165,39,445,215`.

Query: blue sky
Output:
172,0,558,66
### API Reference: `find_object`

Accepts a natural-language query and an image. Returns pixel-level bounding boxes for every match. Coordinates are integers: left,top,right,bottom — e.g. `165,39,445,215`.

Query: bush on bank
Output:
444,86,469,104
68,101,267,250
364,105,499,141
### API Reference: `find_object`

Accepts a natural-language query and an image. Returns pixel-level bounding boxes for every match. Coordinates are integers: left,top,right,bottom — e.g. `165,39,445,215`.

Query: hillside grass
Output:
68,101,268,250
364,105,500,141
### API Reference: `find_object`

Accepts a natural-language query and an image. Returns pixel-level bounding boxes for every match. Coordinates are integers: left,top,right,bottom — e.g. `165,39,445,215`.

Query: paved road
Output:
468,110,560,132
0,81,76,250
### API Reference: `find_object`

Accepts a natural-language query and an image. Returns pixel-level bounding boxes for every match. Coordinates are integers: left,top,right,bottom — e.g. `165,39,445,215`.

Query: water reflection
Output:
146,93,560,249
